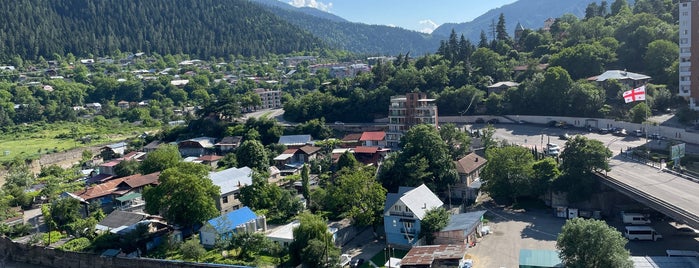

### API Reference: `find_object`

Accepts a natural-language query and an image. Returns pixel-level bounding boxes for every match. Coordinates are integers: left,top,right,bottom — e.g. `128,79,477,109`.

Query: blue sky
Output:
286,0,518,33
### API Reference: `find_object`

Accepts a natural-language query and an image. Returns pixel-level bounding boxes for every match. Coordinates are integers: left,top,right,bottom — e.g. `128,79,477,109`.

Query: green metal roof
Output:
115,192,141,202
519,249,564,268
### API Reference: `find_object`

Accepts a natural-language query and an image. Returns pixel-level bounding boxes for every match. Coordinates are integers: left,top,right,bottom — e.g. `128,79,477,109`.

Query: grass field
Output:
0,120,157,162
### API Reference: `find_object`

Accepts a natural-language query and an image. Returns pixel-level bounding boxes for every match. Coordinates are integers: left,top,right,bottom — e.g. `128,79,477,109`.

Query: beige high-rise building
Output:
680,0,699,110
386,92,438,148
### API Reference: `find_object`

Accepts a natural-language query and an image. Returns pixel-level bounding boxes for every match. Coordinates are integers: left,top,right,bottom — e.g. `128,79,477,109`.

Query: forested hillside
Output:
250,0,441,55
0,0,325,60
283,0,689,124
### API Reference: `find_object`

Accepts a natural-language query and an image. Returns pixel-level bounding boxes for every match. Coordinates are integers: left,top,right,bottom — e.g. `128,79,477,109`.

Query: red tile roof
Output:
359,131,386,141
100,160,121,167
455,152,487,174
354,146,379,154
74,178,126,200
120,172,161,189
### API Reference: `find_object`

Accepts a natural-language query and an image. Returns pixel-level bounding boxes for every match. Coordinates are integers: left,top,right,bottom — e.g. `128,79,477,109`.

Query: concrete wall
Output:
0,236,248,268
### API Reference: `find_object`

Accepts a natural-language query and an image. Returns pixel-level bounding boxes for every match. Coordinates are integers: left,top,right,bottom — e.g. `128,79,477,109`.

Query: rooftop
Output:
384,184,443,220
442,210,486,232
278,134,312,146
209,167,253,194
401,244,467,266
455,152,487,174
206,207,258,234
591,70,651,82
360,131,386,141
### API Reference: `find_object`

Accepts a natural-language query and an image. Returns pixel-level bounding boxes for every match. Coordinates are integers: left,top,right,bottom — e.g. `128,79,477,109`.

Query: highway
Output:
484,122,699,228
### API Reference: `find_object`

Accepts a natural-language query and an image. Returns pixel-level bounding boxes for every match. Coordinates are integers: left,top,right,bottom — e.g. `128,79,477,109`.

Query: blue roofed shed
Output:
434,210,486,245
519,249,563,268
199,206,266,247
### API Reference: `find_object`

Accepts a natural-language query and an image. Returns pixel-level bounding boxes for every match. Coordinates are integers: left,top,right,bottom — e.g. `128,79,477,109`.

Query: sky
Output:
285,0,518,33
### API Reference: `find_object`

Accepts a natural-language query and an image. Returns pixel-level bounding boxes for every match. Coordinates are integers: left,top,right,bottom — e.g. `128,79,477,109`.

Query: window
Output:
222,196,229,203
681,38,689,44
682,48,691,53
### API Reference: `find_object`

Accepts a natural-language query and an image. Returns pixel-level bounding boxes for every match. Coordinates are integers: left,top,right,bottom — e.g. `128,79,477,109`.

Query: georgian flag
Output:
623,86,646,103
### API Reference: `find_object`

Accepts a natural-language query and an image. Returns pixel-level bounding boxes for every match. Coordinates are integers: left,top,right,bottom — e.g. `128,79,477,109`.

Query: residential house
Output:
96,210,149,233
199,207,266,248
433,210,487,246
266,220,337,248
117,100,130,109
74,177,128,206
278,134,312,148
178,137,216,157
101,142,127,160
387,92,438,149
340,133,363,148
273,145,321,175
85,102,102,112
359,131,387,147
452,152,487,203
215,136,242,153
209,167,253,214
196,155,223,168
353,146,390,166
400,244,469,268
384,184,444,248
513,63,549,77
97,160,121,177
487,81,519,95
142,140,162,153
77,172,160,209
112,172,160,211
266,220,300,247
588,70,651,89
170,79,190,87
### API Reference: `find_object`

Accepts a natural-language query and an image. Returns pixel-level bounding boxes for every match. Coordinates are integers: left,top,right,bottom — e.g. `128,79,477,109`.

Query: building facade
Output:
253,88,282,110
386,92,438,148
680,0,699,110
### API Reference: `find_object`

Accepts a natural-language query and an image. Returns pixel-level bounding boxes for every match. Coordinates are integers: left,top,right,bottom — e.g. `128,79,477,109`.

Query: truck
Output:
621,211,651,225
624,226,663,241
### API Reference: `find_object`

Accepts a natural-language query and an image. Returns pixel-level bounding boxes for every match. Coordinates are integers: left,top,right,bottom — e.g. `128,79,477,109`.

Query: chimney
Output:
475,157,478,162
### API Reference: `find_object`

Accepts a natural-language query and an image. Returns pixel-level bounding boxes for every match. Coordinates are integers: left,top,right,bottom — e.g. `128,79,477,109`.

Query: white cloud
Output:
288,0,333,12
418,19,439,34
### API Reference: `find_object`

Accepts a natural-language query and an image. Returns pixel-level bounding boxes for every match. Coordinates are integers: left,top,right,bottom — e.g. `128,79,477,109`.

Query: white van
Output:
621,212,651,225
624,226,663,241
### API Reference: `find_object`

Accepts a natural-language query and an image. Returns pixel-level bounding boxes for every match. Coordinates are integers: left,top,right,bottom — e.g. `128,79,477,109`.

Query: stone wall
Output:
0,236,249,268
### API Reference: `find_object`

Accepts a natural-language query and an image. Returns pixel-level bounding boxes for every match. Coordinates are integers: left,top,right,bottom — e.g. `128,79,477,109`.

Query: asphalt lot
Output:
467,202,563,268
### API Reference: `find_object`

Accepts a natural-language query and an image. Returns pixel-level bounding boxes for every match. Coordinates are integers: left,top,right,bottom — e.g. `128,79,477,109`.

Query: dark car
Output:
598,128,610,134
559,133,570,140
487,118,499,124
350,258,365,268
676,227,699,236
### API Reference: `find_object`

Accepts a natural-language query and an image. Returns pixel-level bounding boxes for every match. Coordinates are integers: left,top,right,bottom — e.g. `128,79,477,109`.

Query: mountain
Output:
432,0,598,42
0,0,325,60
250,0,348,23
249,0,440,55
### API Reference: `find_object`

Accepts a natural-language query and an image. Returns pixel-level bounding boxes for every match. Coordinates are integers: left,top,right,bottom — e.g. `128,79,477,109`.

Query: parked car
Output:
598,128,610,134
350,258,365,268
559,133,570,140
613,128,627,136
676,227,699,237
633,130,644,137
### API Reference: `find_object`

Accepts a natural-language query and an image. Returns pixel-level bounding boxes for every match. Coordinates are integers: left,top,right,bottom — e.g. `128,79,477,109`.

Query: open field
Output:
0,120,156,163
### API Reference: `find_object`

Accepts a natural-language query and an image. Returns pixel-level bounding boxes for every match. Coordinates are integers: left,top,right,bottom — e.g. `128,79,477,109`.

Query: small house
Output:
117,101,130,109
433,210,487,246
359,131,387,147
178,137,216,157
487,81,519,95
452,152,487,203
209,167,252,213
400,244,469,268
384,184,443,248
588,70,651,89
215,136,242,153
101,142,127,160
199,207,266,248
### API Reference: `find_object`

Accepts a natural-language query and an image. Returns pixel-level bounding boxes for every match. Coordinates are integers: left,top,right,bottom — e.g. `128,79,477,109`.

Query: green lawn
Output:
0,120,156,162
362,248,408,268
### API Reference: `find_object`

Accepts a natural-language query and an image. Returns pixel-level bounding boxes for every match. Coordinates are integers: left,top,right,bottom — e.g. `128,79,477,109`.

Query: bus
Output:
624,226,663,241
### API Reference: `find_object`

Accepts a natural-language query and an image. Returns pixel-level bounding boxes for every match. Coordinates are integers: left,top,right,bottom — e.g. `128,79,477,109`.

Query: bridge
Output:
597,155,699,230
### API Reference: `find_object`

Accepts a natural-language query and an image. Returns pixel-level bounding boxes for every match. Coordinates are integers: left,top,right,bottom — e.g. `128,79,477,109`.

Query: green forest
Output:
283,0,690,124
0,0,324,60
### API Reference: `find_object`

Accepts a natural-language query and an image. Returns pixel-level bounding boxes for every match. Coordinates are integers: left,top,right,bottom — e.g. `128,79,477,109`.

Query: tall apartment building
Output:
253,88,282,110
680,0,699,110
386,92,438,148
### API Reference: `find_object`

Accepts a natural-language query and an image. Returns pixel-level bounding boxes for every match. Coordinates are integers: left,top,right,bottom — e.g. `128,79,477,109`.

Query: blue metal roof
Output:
207,207,257,234
278,134,312,145
442,210,486,232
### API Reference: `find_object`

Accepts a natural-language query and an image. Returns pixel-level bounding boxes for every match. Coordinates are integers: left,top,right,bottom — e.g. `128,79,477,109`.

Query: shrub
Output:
59,237,91,252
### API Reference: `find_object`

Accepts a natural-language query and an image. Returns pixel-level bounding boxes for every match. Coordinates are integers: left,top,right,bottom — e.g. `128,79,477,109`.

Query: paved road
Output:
605,156,699,229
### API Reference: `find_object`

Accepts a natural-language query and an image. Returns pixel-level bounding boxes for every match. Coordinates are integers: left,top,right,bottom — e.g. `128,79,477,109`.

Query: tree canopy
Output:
140,144,181,174
289,212,340,267
557,218,632,268
143,162,220,227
